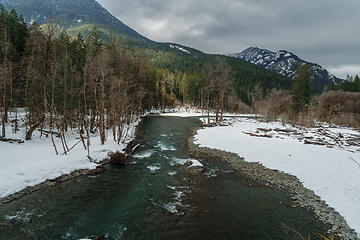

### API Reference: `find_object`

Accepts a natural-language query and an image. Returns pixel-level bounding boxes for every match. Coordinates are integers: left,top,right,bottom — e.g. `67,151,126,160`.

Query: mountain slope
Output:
230,47,342,93
1,0,146,41
1,0,293,104
0,0,204,56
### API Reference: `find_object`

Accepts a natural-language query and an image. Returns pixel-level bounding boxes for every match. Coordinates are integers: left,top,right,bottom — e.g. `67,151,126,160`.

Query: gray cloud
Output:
97,0,360,78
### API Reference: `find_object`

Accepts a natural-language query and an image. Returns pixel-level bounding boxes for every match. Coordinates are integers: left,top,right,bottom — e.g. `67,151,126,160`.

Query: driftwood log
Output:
109,140,142,165
0,137,24,144
38,129,60,137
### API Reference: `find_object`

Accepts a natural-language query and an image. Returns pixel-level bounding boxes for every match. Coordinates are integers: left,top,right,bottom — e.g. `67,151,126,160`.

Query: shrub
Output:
253,89,293,121
253,89,360,127
318,91,360,126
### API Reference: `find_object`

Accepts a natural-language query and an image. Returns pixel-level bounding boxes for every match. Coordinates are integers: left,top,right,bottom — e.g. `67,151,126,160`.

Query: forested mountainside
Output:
0,0,203,54
1,0,293,105
0,0,146,40
230,47,343,93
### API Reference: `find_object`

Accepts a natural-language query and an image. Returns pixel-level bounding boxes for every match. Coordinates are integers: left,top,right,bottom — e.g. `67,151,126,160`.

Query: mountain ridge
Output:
0,0,204,56
230,47,343,93
0,0,148,41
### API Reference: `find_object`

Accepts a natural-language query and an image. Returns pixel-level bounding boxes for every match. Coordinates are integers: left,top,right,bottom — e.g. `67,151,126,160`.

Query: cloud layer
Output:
97,0,360,78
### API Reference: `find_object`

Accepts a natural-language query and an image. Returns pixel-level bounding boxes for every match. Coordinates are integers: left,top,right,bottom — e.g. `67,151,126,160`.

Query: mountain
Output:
0,0,203,56
1,0,293,104
0,0,146,40
230,47,343,93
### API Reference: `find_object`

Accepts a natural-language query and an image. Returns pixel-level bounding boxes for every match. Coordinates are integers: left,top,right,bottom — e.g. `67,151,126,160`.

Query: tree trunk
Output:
25,117,44,140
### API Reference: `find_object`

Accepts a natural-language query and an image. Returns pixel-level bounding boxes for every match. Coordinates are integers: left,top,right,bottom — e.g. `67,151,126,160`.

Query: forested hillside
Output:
0,6,158,148
0,4,295,148
1,0,293,105
148,50,292,105
328,75,360,92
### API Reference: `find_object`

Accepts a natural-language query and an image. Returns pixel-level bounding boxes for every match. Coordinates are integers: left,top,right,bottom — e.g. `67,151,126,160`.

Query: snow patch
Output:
169,44,190,54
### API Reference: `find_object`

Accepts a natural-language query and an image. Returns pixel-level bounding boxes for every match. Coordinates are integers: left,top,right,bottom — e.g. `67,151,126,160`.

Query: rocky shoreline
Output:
188,127,359,240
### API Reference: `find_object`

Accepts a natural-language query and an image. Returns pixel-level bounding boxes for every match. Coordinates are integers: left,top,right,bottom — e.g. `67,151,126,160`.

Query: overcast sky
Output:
97,0,360,78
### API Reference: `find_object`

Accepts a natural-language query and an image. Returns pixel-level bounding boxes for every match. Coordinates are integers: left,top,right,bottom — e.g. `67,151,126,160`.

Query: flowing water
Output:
0,116,328,240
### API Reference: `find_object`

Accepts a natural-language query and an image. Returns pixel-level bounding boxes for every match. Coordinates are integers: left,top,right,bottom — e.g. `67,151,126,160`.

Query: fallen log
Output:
303,139,326,146
242,131,273,138
38,129,60,137
257,128,273,132
0,137,24,144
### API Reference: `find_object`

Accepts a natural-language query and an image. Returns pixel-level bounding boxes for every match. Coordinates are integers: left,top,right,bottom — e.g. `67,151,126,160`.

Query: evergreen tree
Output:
328,74,360,92
292,64,312,112
354,75,360,91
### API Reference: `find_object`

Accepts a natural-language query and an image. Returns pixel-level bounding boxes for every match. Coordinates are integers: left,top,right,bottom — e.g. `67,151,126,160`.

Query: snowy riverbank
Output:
194,117,360,238
159,107,259,119
0,110,140,200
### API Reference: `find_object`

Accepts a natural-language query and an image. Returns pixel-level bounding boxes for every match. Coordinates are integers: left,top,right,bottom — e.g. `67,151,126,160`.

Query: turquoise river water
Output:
0,116,328,240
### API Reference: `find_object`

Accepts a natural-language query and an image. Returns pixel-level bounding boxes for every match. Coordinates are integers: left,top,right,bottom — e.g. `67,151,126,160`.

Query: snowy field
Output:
194,117,360,236
0,110,139,199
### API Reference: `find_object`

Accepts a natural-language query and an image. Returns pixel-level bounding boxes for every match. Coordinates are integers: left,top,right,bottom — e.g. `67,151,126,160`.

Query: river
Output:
0,116,328,240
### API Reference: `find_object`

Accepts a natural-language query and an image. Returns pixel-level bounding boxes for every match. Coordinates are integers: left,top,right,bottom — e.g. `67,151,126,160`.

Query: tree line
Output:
328,75,360,92
252,63,360,126
0,6,239,154
0,6,161,155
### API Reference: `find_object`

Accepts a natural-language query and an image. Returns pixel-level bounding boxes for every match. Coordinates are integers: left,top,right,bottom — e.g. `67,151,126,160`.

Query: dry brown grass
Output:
253,90,360,127
227,92,252,113
253,89,293,122
318,91,360,126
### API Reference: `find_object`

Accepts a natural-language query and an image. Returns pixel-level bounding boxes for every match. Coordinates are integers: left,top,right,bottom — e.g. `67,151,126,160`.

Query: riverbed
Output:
0,116,328,239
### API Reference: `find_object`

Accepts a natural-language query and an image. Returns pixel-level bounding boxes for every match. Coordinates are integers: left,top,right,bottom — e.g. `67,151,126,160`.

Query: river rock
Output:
186,166,205,175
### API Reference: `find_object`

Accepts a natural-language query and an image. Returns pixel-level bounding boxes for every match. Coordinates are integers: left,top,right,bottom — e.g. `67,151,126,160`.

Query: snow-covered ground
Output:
194,117,360,236
0,110,139,199
159,107,259,119
158,107,203,117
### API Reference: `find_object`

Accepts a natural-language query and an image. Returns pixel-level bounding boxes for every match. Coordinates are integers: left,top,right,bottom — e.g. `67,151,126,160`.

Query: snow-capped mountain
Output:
230,47,343,92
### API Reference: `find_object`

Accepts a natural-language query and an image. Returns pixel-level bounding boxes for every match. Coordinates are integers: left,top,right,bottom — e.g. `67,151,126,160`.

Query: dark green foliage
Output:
2,0,146,41
0,6,159,142
0,2,294,120
0,4,28,61
328,75,360,92
2,0,294,108
224,55,292,105
148,50,292,106
292,64,312,112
